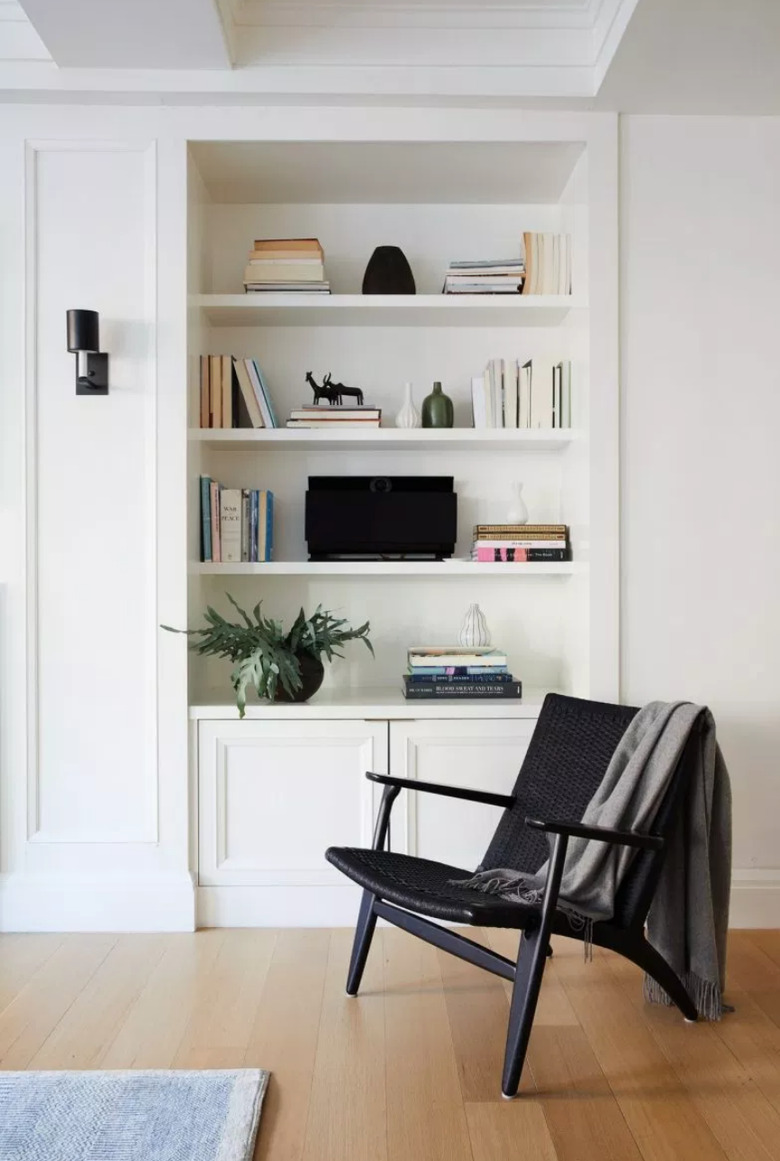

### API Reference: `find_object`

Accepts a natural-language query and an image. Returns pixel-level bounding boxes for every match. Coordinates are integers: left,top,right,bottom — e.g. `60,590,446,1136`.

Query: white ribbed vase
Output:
459,603,491,648
395,381,420,428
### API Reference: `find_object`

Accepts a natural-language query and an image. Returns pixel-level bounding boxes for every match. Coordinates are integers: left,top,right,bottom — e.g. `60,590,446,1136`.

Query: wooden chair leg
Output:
346,889,378,996
501,926,548,1097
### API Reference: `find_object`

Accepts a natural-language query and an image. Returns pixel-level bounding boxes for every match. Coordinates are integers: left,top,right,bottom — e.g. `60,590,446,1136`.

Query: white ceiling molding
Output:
2,0,637,99
0,0,49,61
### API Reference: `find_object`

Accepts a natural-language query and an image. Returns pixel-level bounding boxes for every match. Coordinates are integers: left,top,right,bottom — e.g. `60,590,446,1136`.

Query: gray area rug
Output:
0,1069,269,1161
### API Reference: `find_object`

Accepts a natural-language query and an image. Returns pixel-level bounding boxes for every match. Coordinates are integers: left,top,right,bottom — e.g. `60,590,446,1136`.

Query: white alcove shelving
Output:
185,132,618,715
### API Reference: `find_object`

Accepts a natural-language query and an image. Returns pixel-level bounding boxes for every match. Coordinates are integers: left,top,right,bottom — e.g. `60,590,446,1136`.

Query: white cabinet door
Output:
389,719,536,872
198,719,388,886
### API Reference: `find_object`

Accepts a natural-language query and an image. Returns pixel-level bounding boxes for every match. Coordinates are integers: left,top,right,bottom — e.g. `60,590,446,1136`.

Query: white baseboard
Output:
196,884,363,928
0,872,196,932
729,871,780,928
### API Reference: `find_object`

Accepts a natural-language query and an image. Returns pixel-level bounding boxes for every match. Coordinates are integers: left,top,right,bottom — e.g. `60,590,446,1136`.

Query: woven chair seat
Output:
326,846,541,928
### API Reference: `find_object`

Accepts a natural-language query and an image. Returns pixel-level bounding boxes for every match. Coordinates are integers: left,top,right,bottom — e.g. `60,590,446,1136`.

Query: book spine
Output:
408,656,508,669
210,481,221,563
241,489,250,562
221,355,232,429
200,476,212,562
474,524,567,533
209,355,221,428
220,489,242,563
200,356,210,428
404,673,513,684
266,491,274,562
249,491,258,563
474,538,567,549
475,547,569,562
407,665,509,676
404,682,523,699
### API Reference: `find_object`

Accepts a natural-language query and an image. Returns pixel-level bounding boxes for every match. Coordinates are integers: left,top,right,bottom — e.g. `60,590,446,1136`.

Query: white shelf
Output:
189,685,552,721
191,293,583,328
193,561,577,577
189,428,579,453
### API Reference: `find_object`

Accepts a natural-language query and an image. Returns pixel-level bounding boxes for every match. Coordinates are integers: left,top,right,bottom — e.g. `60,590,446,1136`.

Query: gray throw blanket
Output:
457,702,732,1019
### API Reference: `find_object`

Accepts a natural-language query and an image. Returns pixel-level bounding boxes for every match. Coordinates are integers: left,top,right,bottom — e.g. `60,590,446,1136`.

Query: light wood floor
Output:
1,928,780,1160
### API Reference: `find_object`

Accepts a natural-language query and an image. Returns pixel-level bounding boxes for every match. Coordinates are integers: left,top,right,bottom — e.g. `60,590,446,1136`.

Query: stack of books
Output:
243,238,330,294
200,478,274,564
471,358,571,429
199,355,278,429
403,647,522,700
472,524,570,563
286,405,381,430
521,233,571,295
443,259,525,295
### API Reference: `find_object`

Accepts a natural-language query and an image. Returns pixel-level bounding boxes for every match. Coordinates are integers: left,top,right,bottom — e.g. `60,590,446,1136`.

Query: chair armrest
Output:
366,771,514,809
524,816,664,851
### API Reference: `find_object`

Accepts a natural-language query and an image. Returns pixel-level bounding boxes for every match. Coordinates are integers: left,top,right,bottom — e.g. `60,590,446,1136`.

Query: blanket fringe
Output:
643,972,732,1020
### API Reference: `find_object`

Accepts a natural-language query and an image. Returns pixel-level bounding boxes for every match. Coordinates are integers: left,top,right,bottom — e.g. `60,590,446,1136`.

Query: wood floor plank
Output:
438,928,533,1102
555,948,730,1161
0,935,116,1069
100,931,229,1069
0,935,63,1015
726,934,780,1028
383,927,473,1161
465,1100,558,1161
174,929,277,1068
710,986,780,1114
246,929,331,1161
300,928,387,1161
29,934,170,1070
750,931,780,971
606,949,780,1161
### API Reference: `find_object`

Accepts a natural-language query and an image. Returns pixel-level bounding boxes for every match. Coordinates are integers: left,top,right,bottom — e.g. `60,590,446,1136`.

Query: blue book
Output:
249,490,259,562
407,665,509,677
265,491,274,561
250,359,278,428
200,475,212,562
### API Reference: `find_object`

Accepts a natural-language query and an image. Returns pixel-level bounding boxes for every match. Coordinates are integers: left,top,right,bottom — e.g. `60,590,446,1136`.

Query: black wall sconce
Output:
66,309,109,395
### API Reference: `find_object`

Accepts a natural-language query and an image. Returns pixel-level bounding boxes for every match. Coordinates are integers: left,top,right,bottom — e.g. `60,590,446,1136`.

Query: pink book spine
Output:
210,481,221,563
475,546,528,562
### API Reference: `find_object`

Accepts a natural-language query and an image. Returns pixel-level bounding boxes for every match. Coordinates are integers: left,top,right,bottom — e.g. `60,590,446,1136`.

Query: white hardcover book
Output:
519,359,532,428
504,359,518,428
530,359,553,428
483,366,493,427
471,376,488,428
220,488,242,563
492,359,503,428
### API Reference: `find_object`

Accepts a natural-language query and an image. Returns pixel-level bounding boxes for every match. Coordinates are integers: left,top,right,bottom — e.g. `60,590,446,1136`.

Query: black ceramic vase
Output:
274,653,325,703
362,246,416,295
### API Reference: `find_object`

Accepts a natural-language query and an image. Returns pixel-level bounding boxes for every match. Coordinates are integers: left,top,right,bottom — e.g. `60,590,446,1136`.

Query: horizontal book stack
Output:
200,477,274,563
443,258,525,295
286,404,381,429
521,232,571,295
472,358,571,429
403,647,522,700
243,238,330,295
472,524,570,563
199,355,278,429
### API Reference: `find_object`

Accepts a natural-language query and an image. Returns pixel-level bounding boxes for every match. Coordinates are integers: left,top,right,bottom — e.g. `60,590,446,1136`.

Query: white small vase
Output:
507,481,529,525
459,603,491,648
395,381,420,429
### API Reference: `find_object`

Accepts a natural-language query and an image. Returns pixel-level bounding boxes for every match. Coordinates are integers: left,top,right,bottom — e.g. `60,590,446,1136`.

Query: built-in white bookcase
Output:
186,133,617,710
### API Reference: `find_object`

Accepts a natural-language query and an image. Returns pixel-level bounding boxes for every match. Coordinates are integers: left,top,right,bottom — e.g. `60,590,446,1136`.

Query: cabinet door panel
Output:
198,720,388,886
390,719,536,871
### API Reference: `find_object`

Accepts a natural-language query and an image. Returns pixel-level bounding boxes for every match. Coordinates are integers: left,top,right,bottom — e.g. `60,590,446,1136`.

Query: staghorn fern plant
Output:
163,595,373,717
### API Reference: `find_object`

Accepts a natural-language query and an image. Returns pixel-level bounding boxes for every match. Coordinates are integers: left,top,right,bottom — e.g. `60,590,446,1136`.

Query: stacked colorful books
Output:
200,477,273,563
243,238,330,294
443,258,525,295
403,647,522,700
286,405,381,429
472,524,570,563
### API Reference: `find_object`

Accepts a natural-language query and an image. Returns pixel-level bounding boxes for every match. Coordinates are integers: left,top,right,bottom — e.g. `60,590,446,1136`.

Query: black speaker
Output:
361,246,416,295
305,476,457,560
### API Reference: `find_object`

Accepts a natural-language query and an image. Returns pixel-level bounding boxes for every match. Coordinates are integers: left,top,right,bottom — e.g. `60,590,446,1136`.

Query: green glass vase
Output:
421,381,454,428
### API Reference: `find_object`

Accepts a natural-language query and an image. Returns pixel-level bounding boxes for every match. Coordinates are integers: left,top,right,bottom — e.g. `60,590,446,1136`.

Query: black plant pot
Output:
273,652,325,703
362,246,416,295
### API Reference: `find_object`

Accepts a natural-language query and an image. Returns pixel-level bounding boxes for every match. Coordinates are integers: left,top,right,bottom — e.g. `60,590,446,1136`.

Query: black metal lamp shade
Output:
66,309,109,395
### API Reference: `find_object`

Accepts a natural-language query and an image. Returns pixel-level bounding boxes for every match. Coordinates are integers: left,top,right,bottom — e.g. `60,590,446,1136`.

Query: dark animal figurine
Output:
323,373,364,407
305,371,339,406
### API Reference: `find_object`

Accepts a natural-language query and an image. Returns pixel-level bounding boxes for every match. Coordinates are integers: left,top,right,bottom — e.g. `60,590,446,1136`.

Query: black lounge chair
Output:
326,692,700,1098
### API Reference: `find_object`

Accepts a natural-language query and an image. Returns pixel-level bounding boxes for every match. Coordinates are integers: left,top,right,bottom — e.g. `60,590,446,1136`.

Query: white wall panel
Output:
29,141,157,844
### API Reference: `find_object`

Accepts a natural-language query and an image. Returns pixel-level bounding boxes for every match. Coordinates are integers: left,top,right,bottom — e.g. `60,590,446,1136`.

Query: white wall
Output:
620,115,780,924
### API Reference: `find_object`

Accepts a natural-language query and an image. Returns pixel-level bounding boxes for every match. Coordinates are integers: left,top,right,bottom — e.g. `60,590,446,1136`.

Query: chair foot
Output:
345,889,378,996
501,1091,516,1101
684,1017,697,1024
